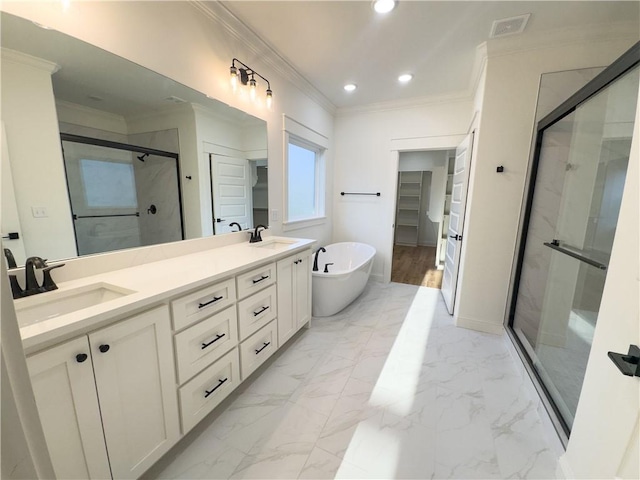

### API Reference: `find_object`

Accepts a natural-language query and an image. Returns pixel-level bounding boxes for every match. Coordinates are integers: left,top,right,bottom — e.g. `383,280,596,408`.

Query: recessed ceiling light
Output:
398,73,413,83
344,83,357,92
373,0,396,14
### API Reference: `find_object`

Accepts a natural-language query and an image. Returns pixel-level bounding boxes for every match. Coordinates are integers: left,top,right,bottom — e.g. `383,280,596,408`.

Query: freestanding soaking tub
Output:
312,242,376,317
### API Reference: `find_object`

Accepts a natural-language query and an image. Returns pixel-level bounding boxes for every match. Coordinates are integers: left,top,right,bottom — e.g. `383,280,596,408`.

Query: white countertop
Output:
17,236,315,353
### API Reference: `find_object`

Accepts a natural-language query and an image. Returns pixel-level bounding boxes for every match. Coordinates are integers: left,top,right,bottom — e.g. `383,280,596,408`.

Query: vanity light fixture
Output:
373,0,397,14
229,58,273,108
398,73,413,83
344,83,357,92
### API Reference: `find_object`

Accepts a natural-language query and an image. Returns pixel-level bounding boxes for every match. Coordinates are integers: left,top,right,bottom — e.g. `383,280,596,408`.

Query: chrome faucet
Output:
229,222,242,232
250,225,267,243
313,247,326,272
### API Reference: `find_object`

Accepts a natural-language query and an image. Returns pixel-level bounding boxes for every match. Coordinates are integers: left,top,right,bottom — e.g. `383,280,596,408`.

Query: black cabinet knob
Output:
76,353,88,363
99,344,110,353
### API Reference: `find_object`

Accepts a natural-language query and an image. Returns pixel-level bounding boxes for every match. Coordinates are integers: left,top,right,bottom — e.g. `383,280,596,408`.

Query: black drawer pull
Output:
255,342,270,355
253,306,269,317
252,275,269,284
76,353,88,363
198,295,223,309
294,260,299,265
204,377,228,398
201,333,226,350
99,344,110,353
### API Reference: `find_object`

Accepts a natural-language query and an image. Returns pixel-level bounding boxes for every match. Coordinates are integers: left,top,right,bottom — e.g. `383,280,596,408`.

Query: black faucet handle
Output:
41,264,65,292
323,263,334,273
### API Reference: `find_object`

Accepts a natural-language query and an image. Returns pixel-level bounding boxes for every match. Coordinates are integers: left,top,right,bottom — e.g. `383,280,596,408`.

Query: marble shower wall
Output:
129,129,183,246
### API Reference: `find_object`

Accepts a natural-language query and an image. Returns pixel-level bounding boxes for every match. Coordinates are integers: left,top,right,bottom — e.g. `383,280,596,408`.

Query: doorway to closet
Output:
391,149,454,288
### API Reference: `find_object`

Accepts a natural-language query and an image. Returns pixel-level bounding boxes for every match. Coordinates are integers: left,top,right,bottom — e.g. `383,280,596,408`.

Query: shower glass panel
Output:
62,138,183,256
510,64,639,434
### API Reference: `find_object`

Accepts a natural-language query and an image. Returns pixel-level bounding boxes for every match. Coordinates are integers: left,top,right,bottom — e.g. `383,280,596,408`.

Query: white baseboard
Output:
455,315,504,335
417,242,437,247
370,273,384,283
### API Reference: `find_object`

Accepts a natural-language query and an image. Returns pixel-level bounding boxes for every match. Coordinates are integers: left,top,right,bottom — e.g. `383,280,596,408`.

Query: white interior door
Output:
1,123,27,265
211,155,253,234
441,133,474,314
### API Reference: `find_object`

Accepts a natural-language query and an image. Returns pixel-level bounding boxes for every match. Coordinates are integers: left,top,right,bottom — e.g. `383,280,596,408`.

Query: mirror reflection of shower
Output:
61,132,184,256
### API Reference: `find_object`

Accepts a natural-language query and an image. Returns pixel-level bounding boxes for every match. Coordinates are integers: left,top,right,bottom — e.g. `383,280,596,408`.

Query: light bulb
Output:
266,89,273,109
398,73,413,83
344,83,357,92
230,66,238,92
249,77,257,101
373,0,396,14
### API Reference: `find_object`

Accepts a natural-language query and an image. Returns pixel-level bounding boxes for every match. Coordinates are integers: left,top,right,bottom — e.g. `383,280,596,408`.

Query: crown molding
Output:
486,21,639,58
190,1,337,116
1,48,60,74
336,90,473,117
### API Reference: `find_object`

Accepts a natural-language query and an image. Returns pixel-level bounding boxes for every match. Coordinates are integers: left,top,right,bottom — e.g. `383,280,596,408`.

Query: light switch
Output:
270,209,279,222
31,206,48,218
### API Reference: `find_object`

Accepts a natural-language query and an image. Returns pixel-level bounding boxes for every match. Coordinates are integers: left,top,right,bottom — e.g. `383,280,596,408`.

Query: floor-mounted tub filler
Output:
311,242,376,317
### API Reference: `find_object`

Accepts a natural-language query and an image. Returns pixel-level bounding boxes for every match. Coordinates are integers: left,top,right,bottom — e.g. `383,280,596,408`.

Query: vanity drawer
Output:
237,284,277,340
174,306,238,385
171,278,236,331
239,320,277,380
179,348,240,434
236,262,276,299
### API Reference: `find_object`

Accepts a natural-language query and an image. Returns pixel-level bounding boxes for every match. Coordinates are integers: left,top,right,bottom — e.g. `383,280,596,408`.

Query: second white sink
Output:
251,238,297,250
15,282,136,327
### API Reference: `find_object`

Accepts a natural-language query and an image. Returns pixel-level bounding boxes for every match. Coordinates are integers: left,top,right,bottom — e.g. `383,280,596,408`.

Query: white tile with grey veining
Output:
147,281,560,480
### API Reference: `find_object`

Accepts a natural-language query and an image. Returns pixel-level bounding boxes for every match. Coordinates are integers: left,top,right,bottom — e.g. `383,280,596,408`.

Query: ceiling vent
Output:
490,13,530,38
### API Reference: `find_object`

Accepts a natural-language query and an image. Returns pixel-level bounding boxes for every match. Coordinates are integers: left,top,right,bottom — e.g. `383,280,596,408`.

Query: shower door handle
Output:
608,345,640,377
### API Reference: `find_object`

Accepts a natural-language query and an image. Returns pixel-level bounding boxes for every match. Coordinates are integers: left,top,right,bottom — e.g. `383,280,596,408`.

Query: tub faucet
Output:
250,225,267,243
229,222,242,232
313,247,326,272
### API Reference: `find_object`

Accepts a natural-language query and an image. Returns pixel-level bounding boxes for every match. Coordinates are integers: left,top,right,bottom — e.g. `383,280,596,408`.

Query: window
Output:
80,158,138,208
286,136,325,223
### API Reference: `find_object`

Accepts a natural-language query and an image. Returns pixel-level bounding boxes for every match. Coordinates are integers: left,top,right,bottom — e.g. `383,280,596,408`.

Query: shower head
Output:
137,153,149,162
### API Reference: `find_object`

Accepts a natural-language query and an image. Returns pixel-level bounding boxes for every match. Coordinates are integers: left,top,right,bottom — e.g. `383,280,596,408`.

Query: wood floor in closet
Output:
391,245,443,288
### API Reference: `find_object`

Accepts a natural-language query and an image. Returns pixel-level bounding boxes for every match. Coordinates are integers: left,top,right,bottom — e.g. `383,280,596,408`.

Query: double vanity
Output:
14,236,314,479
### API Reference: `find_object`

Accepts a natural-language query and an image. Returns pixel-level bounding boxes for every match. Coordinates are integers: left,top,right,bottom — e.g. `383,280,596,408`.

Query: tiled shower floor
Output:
145,282,560,479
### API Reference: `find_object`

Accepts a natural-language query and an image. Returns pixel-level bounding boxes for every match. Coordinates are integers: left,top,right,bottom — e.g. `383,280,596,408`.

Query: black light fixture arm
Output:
231,58,271,91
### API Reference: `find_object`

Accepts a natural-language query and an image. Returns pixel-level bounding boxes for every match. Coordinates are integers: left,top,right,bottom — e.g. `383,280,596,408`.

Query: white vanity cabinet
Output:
277,249,312,346
27,305,180,480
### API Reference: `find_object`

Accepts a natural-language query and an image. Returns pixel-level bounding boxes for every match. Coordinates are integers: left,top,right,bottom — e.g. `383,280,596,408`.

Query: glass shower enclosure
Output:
61,134,184,256
508,46,639,437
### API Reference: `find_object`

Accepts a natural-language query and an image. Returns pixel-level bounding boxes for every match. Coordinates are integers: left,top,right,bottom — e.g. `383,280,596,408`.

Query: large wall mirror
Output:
1,12,268,267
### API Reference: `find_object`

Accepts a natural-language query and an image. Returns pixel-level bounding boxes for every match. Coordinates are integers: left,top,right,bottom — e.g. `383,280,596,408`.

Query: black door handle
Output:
449,234,462,241
216,218,226,223
608,345,640,377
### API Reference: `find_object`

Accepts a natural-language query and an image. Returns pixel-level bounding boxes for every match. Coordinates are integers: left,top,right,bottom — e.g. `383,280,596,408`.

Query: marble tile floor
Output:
145,281,561,480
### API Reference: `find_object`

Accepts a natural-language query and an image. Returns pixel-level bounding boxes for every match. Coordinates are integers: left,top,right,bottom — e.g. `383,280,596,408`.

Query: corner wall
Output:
455,35,638,333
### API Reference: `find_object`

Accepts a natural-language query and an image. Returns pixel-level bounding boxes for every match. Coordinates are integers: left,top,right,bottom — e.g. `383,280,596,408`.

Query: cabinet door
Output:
295,251,312,329
89,306,179,479
27,337,111,480
276,255,295,346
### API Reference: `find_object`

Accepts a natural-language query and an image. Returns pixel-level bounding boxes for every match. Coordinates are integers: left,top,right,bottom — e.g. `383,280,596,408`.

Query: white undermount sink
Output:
14,282,136,327
251,238,298,250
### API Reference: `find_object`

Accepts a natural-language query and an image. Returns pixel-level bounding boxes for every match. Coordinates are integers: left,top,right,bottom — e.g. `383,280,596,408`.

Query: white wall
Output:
454,35,638,333
1,1,334,248
334,100,473,279
0,50,77,262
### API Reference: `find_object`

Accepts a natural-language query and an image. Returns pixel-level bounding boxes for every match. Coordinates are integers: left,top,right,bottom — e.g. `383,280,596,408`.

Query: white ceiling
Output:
220,1,639,109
